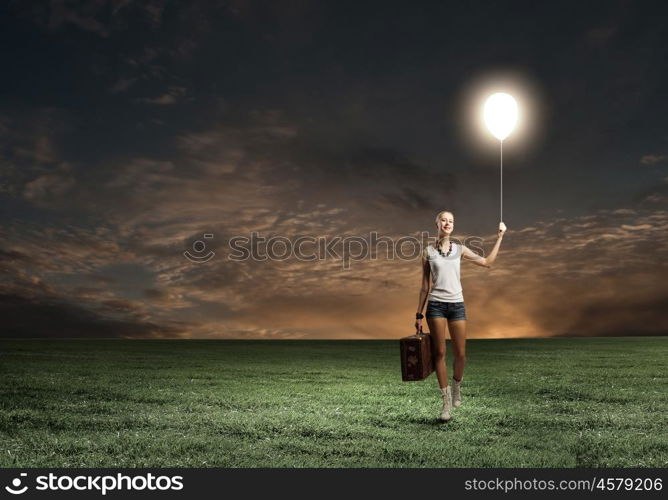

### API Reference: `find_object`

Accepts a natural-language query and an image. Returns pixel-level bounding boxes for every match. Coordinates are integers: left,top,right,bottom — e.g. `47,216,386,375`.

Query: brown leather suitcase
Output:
399,332,434,381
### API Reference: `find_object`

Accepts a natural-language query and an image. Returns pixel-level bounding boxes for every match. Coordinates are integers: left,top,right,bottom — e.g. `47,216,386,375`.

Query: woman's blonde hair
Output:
434,210,454,228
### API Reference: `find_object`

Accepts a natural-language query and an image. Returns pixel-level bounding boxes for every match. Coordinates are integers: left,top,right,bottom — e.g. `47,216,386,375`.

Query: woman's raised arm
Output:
462,222,507,268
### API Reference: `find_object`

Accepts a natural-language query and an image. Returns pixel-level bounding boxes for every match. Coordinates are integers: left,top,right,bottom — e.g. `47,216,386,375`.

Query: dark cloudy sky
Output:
1,0,667,339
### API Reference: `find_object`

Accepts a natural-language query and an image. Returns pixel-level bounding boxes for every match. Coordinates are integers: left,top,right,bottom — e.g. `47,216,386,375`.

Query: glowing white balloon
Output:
484,93,518,141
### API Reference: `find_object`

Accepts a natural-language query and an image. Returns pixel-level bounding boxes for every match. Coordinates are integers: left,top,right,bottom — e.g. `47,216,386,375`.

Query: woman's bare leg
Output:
426,317,448,388
448,319,467,381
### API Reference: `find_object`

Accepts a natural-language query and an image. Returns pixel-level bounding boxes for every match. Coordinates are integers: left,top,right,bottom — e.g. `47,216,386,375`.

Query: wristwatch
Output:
415,312,424,319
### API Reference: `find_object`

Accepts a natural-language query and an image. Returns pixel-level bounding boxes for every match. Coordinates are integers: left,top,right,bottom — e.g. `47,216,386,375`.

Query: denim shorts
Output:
426,300,467,321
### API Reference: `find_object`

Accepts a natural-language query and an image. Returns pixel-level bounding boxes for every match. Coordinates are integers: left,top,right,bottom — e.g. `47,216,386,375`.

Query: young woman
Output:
415,210,506,421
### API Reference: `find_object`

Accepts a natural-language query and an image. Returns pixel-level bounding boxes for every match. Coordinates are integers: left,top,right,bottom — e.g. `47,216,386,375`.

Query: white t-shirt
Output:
426,243,464,302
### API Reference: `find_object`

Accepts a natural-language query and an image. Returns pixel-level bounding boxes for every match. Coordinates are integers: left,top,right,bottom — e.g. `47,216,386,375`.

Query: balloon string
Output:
500,140,503,223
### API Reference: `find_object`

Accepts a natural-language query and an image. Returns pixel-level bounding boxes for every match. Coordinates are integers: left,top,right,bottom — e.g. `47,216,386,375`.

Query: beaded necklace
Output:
437,240,453,258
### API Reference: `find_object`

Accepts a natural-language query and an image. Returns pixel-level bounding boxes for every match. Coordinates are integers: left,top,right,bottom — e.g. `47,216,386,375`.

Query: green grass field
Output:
0,337,667,468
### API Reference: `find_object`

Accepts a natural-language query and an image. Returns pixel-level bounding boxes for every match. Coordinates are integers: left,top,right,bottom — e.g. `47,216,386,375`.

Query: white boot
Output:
452,377,462,407
439,386,452,421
